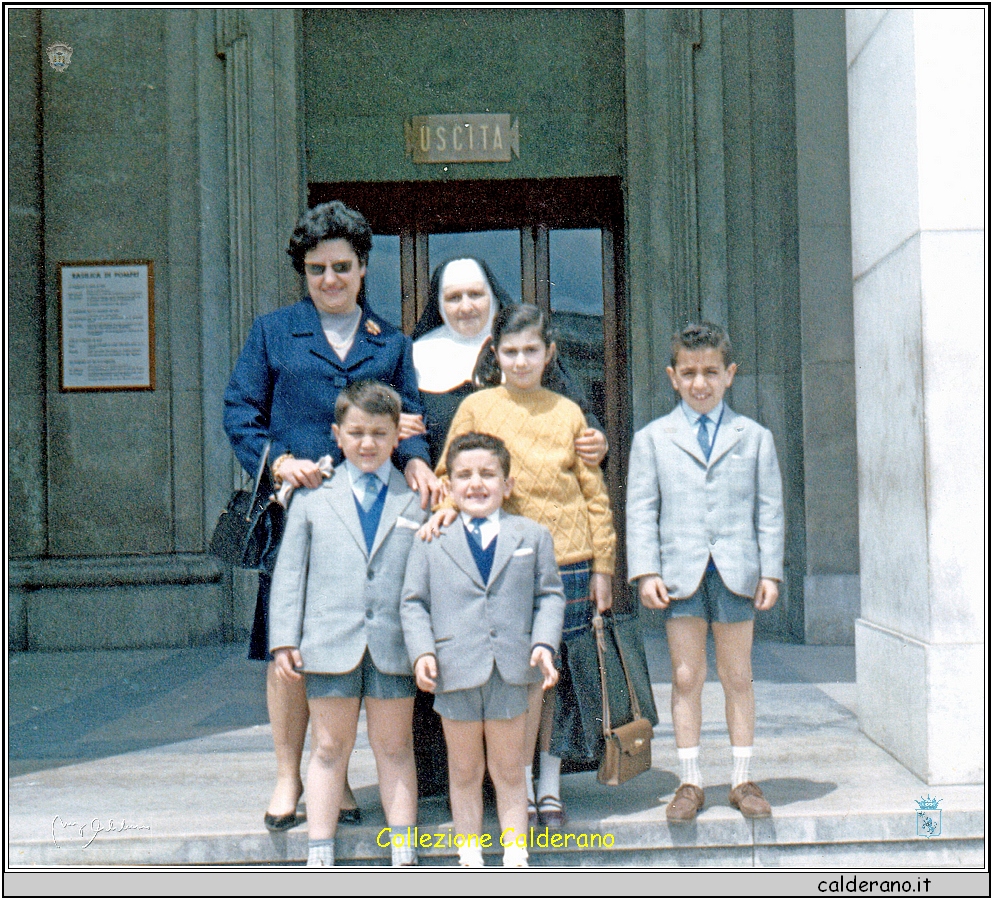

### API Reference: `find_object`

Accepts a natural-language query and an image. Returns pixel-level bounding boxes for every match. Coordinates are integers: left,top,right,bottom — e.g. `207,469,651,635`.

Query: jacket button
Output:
490,629,496,638
365,609,374,620
366,570,374,580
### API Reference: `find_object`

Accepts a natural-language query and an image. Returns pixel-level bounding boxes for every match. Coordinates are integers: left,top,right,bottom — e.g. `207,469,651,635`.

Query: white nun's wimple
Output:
412,259,496,393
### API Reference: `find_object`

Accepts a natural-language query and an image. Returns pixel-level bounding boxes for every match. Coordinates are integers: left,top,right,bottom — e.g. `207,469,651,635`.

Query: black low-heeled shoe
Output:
264,810,305,832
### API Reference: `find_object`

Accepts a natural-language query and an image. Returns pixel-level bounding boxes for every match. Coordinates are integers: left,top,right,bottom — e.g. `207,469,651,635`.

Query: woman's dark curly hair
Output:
286,201,373,274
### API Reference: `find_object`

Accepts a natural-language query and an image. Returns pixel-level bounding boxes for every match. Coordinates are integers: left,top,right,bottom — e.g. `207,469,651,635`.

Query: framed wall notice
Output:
59,261,155,391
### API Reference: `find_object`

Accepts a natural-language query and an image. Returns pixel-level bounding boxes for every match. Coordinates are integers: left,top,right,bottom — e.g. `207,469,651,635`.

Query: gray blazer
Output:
626,404,784,600
400,513,566,693
269,467,428,675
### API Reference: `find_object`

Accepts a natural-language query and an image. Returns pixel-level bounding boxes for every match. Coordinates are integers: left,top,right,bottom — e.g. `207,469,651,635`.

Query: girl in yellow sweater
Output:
429,303,616,829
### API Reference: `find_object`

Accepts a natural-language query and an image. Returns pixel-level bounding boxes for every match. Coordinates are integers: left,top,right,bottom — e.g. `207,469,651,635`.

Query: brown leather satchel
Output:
594,614,654,785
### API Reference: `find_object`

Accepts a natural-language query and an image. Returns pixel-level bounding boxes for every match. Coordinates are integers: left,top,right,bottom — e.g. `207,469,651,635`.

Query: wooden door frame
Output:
309,177,633,607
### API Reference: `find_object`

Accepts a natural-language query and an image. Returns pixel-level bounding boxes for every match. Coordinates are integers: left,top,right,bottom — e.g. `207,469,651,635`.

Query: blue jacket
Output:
223,298,429,476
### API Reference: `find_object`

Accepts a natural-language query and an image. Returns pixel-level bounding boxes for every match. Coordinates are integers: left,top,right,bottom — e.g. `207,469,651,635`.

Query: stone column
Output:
793,10,860,644
7,9,46,649
846,10,984,783
624,8,702,430
214,9,304,635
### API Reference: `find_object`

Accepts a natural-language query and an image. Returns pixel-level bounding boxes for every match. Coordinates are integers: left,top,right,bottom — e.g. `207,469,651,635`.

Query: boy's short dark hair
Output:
334,379,401,425
446,432,512,478
670,322,733,368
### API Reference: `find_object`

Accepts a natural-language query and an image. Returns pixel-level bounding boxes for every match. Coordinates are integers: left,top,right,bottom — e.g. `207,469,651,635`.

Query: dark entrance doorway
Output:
310,177,633,604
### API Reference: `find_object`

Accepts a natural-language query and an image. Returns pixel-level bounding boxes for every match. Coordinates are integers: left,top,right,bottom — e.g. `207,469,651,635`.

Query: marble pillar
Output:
846,9,984,783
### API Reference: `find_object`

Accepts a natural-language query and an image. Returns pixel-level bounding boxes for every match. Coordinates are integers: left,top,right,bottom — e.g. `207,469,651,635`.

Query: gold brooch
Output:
365,319,382,336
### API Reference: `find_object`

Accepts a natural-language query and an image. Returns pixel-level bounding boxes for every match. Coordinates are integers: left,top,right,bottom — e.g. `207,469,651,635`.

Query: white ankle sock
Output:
731,745,752,788
502,841,529,867
677,746,702,787
458,844,485,867
536,751,561,801
307,838,335,867
524,764,536,803
391,827,418,866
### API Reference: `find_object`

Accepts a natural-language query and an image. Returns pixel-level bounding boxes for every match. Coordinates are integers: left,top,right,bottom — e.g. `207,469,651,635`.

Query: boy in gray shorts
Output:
626,323,785,822
401,432,565,866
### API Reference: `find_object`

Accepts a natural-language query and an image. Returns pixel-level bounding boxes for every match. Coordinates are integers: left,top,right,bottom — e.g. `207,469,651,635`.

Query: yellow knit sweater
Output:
437,386,616,574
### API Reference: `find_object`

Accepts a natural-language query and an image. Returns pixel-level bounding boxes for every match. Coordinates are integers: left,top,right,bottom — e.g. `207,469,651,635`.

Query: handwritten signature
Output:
52,815,151,849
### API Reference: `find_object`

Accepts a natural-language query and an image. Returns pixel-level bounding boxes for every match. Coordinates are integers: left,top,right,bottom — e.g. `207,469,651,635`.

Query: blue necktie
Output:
359,473,381,511
468,517,487,547
696,415,712,460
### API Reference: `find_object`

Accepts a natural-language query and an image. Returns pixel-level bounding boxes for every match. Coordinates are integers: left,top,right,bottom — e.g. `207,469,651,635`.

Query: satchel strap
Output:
593,614,611,736
611,615,644,723
252,442,272,495
242,442,273,518
593,613,644,737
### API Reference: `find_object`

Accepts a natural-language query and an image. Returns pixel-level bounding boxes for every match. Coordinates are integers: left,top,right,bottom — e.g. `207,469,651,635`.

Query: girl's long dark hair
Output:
472,303,576,396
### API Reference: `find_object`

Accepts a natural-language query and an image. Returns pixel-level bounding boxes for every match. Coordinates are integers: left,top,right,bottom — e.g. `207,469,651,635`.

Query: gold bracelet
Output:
270,452,293,486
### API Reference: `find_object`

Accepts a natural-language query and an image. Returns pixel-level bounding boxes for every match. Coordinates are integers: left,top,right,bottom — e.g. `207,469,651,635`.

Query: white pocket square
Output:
395,516,422,530
512,547,535,557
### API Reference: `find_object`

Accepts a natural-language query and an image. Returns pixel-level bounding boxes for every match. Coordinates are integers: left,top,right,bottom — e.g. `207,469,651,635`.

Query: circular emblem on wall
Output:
46,42,73,72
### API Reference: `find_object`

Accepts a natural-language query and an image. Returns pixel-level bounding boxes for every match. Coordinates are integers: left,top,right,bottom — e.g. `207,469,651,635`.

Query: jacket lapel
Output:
486,515,525,586
440,517,487,589
708,406,743,466
289,301,390,375
666,407,708,466
369,469,416,560
323,469,368,555
288,299,343,369
340,315,379,371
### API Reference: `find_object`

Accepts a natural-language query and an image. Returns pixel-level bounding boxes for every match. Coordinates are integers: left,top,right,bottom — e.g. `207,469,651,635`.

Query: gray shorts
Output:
305,649,416,701
664,565,755,624
433,666,528,722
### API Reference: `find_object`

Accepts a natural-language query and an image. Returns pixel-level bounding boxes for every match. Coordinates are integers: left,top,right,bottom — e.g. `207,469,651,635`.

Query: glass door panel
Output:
427,230,522,303
365,233,402,329
549,228,605,431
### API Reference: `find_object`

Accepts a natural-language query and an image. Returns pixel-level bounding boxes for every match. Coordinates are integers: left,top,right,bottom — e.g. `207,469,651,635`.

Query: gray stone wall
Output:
303,9,626,183
626,9,809,641
40,9,174,556
7,10,302,650
8,9,46,563
8,9,47,649
793,10,860,644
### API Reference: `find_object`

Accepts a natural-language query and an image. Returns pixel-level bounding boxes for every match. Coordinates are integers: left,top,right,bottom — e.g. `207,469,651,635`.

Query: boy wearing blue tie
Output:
269,380,428,866
401,433,565,866
626,323,785,822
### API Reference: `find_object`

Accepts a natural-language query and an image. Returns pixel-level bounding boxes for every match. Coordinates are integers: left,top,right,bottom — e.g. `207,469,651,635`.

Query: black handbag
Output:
593,612,655,785
551,606,659,772
209,443,283,569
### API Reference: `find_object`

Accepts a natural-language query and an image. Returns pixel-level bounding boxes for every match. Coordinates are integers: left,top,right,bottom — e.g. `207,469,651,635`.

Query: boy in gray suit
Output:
401,433,565,867
269,380,428,867
626,323,784,822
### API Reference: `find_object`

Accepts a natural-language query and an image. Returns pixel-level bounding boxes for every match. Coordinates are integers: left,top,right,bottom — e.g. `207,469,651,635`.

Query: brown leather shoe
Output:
729,781,771,818
665,783,705,822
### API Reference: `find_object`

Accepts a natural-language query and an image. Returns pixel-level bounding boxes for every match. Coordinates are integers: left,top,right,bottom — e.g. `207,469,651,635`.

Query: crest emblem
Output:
915,794,942,838
46,42,73,72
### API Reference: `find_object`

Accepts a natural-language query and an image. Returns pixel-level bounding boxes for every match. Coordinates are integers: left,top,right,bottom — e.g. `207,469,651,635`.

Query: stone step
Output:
8,642,985,870
10,804,983,867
